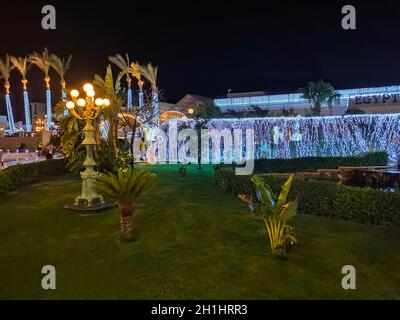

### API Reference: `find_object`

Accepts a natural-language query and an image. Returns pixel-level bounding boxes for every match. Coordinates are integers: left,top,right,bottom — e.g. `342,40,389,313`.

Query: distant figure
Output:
37,140,43,154
18,142,27,151
139,137,147,161
45,143,54,160
0,149,3,169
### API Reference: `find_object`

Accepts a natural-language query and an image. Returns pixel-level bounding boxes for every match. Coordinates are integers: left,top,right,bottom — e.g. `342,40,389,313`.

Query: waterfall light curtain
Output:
160,114,400,163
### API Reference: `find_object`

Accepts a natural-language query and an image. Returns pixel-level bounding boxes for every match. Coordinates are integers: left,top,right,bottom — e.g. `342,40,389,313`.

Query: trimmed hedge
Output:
250,152,388,173
214,166,400,226
0,160,67,195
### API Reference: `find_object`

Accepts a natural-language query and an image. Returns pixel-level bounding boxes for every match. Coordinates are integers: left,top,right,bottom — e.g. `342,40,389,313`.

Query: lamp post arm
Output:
69,108,84,120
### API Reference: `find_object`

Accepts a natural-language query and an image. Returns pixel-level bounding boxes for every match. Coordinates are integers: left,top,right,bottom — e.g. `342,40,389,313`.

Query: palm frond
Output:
10,56,30,79
0,54,14,81
28,48,52,76
50,54,72,81
109,53,131,81
96,168,156,203
139,63,158,89
128,62,141,82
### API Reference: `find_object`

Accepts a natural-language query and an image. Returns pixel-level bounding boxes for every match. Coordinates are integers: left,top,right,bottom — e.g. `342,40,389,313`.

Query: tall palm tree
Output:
298,80,337,115
140,63,159,126
51,54,72,115
109,54,132,109
128,61,144,109
10,56,32,132
96,168,156,241
29,48,53,130
0,54,16,132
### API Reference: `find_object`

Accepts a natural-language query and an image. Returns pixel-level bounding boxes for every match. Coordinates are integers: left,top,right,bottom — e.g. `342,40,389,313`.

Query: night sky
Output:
1,0,400,121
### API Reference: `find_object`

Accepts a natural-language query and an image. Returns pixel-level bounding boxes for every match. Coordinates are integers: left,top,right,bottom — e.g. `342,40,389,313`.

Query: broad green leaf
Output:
276,174,294,209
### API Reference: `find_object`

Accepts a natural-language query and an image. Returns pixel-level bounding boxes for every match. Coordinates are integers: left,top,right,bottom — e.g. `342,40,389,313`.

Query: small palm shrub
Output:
239,174,298,257
96,168,156,241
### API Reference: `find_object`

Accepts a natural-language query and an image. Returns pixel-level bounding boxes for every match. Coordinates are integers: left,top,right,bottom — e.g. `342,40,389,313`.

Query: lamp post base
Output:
64,199,116,213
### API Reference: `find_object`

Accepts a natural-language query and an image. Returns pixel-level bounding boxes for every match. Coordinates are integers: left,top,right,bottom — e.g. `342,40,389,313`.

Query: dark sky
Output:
1,0,400,121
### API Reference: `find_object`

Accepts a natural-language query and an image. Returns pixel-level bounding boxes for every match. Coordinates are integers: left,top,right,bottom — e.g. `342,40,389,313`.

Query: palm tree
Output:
328,92,342,115
10,56,32,132
96,169,156,241
298,80,338,115
128,61,144,108
51,54,72,116
29,48,53,130
109,54,132,109
0,54,16,132
93,65,125,152
140,63,159,126
50,54,72,99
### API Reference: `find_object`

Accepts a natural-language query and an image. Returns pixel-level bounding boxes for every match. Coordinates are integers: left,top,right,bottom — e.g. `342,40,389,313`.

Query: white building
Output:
214,85,400,115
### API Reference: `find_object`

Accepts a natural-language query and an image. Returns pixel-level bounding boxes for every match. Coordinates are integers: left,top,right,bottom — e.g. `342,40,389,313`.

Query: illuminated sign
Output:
354,94,400,105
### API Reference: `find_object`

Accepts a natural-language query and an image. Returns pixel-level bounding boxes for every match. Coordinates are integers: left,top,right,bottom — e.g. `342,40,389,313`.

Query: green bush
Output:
0,160,67,195
214,166,400,226
247,152,388,173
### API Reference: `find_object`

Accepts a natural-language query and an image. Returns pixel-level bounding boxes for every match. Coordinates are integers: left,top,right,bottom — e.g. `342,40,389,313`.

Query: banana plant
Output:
239,174,298,256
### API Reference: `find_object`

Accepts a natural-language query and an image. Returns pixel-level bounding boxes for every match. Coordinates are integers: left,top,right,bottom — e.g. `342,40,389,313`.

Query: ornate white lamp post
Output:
64,83,112,211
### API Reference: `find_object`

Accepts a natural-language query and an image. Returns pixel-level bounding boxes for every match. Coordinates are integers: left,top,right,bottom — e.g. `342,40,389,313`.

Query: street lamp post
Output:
64,83,112,211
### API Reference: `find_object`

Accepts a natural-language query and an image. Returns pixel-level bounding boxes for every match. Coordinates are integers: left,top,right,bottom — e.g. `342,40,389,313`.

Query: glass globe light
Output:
66,101,75,109
83,83,94,92
102,99,111,107
77,98,86,107
95,98,104,107
70,90,79,98
87,90,96,97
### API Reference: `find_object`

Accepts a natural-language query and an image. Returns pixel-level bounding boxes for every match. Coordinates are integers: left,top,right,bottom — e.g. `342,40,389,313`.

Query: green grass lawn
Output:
0,164,399,299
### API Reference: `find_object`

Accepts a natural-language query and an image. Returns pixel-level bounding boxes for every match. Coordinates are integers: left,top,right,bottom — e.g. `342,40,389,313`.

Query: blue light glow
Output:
139,90,144,109
127,89,132,110
23,90,32,132
161,113,400,162
5,94,15,132
62,90,69,116
46,89,52,129
153,92,159,126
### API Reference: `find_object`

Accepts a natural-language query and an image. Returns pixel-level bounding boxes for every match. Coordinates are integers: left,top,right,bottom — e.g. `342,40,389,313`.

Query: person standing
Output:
139,137,147,161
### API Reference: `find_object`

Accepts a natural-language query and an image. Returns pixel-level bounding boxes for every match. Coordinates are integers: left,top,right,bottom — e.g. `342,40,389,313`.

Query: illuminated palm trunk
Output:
139,90,144,109
138,80,144,109
45,76,52,130
22,80,32,132
127,89,132,110
138,80,144,139
127,78,133,110
61,81,68,116
4,82,15,133
100,118,110,140
152,87,159,127
23,91,32,132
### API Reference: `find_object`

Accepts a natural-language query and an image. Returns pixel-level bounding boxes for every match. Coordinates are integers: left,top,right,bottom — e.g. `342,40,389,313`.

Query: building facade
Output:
213,85,400,116
30,102,46,131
